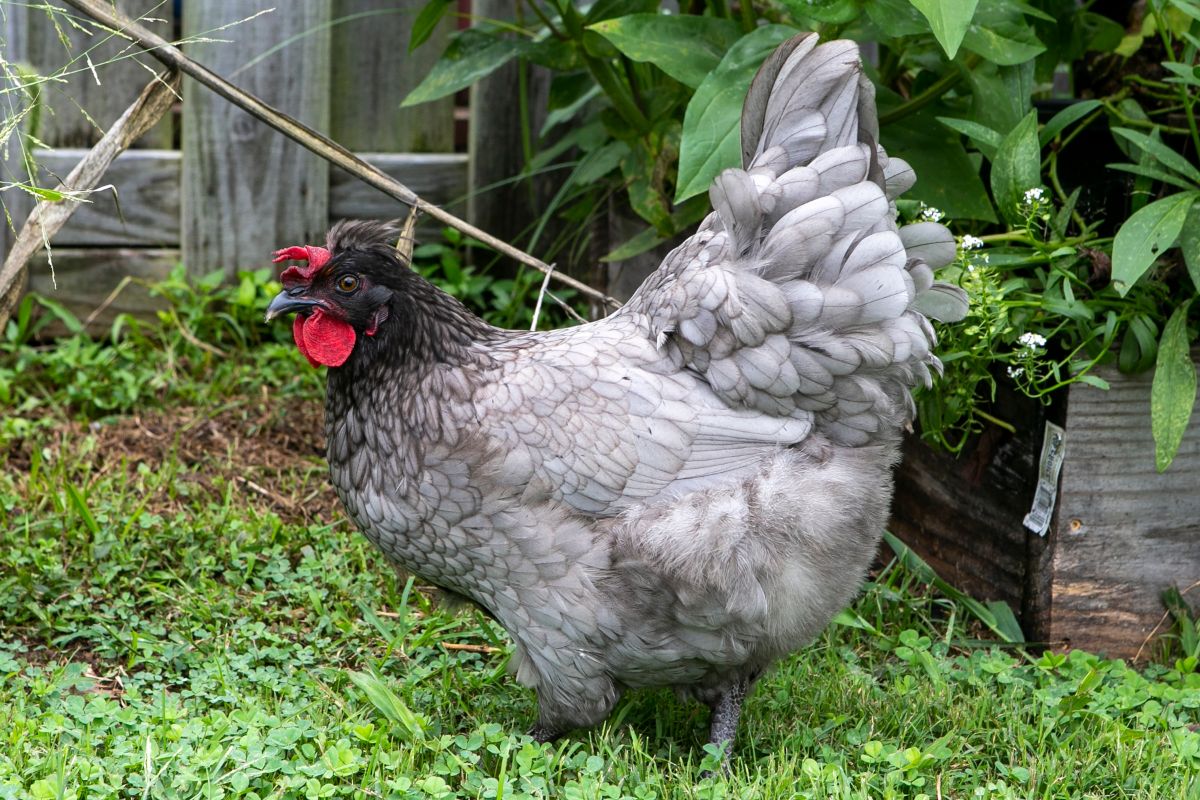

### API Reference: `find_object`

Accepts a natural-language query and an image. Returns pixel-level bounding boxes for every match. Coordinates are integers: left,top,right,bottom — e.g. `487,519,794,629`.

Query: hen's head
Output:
266,220,408,368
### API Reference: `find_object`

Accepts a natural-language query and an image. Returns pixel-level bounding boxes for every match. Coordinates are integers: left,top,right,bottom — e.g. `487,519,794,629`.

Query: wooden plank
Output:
11,150,467,246
20,1,175,148
25,248,177,332
330,0,454,152
181,1,331,278
329,152,467,238
467,0,551,248
890,385,1052,621
1049,363,1200,658
21,148,179,246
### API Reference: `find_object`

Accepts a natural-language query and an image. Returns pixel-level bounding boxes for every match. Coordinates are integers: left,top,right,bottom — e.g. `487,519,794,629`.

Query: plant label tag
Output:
1023,421,1067,537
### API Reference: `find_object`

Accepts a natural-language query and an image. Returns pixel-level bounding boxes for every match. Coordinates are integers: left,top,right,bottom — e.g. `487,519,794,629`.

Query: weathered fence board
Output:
19,0,175,149
1047,364,1200,658
181,1,331,277
22,149,468,247
26,149,180,246
328,153,468,230
330,0,454,153
27,248,178,327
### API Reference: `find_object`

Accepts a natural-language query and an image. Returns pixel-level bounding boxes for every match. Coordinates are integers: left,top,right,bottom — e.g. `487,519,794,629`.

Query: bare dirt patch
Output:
5,396,342,524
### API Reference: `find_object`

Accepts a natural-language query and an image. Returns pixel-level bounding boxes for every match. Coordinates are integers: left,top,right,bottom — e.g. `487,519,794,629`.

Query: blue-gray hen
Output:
266,33,967,753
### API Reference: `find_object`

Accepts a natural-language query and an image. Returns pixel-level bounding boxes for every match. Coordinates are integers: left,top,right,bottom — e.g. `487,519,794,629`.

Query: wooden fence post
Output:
181,1,331,279
330,0,454,153
468,0,551,250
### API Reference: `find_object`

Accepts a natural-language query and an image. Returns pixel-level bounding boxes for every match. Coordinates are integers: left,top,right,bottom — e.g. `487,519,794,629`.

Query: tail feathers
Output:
633,34,967,443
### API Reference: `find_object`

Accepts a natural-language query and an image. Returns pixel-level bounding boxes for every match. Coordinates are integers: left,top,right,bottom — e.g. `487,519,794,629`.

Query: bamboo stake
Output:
58,0,621,311
0,70,181,329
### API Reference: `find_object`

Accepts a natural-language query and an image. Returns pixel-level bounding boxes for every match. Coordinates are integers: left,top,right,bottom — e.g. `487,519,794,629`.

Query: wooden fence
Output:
3,0,468,323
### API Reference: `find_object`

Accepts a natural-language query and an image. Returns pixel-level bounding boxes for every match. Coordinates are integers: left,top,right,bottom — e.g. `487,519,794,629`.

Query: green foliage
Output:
909,0,979,59
407,0,1093,265
674,25,797,201
1152,302,1197,471
0,232,578,443
401,0,1200,467
412,227,584,330
1,398,1198,798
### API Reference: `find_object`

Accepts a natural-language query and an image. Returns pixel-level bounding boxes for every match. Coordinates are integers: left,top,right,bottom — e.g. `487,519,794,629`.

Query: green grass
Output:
1,273,1199,799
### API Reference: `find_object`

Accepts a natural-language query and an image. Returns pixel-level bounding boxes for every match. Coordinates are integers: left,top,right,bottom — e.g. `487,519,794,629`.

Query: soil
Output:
4,397,341,525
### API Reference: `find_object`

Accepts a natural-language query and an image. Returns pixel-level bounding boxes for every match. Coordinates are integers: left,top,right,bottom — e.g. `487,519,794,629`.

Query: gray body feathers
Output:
324,35,966,734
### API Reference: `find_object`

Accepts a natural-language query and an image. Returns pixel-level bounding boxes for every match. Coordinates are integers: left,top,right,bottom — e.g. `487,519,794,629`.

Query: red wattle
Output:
293,315,319,367
293,309,356,368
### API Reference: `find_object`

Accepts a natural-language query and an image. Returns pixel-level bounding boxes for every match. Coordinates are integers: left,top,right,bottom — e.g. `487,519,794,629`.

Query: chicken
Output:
265,33,966,754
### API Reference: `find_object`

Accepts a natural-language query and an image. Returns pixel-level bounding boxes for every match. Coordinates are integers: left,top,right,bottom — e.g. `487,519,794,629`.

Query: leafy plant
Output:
400,0,1200,469
405,0,1111,266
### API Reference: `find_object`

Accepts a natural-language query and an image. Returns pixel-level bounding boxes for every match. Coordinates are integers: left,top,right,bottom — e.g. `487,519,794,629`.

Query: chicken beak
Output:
266,289,321,321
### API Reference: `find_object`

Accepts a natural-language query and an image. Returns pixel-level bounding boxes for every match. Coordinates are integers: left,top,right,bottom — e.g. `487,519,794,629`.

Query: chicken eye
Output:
336,274,359,293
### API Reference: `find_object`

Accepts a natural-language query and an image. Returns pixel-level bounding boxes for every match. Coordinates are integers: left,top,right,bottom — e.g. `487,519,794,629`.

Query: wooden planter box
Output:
891,362,1200,659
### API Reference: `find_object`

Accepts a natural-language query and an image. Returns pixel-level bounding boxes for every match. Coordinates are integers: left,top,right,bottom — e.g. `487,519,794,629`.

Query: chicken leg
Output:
707,678,749,753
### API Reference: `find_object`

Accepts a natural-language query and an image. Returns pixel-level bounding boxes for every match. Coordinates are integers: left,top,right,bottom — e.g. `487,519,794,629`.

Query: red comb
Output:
273,244,331,283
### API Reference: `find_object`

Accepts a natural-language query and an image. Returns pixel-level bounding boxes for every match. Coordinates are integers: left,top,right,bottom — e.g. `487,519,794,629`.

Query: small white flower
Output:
1007,365,1025,378
961,235,984,251
1023,187,1045,205
919,204,945,222
1018,332,1047,349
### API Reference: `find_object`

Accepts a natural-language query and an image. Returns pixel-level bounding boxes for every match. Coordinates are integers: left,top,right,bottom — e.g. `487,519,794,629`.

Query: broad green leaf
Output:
936,116,1002,160
526,37,580,71
675,25,797,202
989,110,1040,225
1111,127,1200,187
588,14,742,89
965,60,1033,136
1111,192,1196,296
884,109,996,221
1181,200,1200,293
1038,99,1101,145
864,0,929,36
961,17,1046,65
779,0,861,24
1083,11,1125,52
1151,302,1197,472
1007,0,1054,22
408,0,452,53
909,0,979,59
402,29,530,106
583,0,660,24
